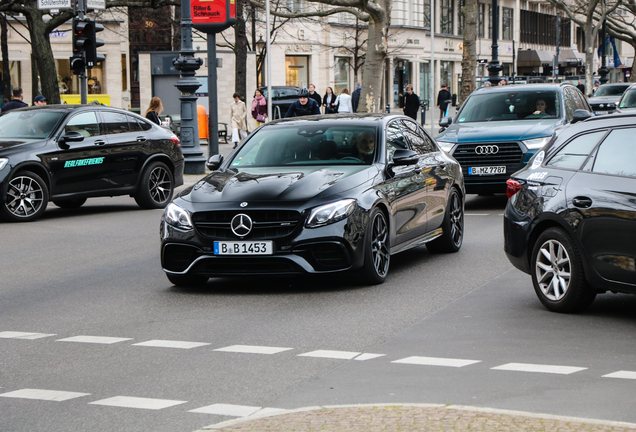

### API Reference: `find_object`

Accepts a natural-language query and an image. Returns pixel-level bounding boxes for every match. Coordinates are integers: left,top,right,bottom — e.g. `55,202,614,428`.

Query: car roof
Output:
598,83,630,87
3,104,132,114
261,113,411,126
555,111,636,141
471,83,573,95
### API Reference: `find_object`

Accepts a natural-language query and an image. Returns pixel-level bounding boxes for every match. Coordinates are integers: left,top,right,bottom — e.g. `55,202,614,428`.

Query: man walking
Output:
285,88,321,117
2,88,28,113
34,95,47,106
402,84,420,121
352,82,361,113
576,80,585,94
308,84,322,108
436,84,451,119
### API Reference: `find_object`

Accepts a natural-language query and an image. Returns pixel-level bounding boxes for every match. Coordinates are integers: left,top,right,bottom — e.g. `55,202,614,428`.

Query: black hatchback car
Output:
504,113,636,313
161,114,465,286
0,105,184,222
436,83,593,195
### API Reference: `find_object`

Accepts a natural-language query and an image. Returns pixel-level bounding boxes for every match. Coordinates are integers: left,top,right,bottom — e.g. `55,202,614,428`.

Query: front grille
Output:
192,257,303,275
193,210,302,239
452,142,524,183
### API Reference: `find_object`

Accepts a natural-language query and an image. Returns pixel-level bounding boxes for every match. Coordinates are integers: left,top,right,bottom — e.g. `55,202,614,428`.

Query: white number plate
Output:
468,166,507,175
214,241,273,255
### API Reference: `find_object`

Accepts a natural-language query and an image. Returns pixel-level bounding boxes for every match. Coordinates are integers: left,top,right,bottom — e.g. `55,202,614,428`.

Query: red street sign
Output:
191,0,236,33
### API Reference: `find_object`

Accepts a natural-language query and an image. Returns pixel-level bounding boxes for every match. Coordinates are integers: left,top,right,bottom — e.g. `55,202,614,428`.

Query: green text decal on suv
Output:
436,83,592,195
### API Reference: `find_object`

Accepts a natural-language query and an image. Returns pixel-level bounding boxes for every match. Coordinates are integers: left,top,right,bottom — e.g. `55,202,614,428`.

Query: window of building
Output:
424,1,431,29
478,3,485,38
440,61,454,93
286,0,302,13
334,57,349,94
0,61,21,94
520,10,571,46
441,0,454,34
458,0,465,36
488,4,492,39
502,7,513,40
419,62,430,105
286,56,309,88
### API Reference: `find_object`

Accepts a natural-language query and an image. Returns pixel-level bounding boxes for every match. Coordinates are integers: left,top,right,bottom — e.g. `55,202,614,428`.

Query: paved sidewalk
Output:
198,404,636,431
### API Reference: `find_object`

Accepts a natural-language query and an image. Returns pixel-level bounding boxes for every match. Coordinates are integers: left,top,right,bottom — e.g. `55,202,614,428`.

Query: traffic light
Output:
72,18,89,56
70,55,86,75
84,20,105,68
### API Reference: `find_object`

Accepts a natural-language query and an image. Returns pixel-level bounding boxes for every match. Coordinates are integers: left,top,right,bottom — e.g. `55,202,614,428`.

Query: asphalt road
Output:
1,185,635,432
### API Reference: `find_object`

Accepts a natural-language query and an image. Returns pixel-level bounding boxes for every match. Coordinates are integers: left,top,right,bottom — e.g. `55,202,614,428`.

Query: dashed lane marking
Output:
132,340,211,349
603,371,636,380
354,353,386,361
0,331,56,340
492,363,587,375
392,356,481,368
214,345,293,355
465,213,489,216
0,389,90,402
56,336,133,344
189,403,262,417
89,396,187,410
298,350,361,360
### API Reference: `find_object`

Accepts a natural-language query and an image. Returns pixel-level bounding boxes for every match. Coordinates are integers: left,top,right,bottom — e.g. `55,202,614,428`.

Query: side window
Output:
403,120,437,154
563,88,576,122
386,121,408,163
101,111,131,134
592,129,636,177
547,131,605,170
127,115,143,132
64,112,100,137
573,90,590,112
136,118,153,131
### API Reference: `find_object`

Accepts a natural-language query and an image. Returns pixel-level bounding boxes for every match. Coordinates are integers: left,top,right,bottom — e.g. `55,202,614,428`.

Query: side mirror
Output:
206,154,224,171
390,149,419,166
58,131,84,149
571,109,593,124
439,116,452,128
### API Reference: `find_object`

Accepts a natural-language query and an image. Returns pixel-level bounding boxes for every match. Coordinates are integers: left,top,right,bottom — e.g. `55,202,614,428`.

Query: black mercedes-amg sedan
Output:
0,105,184,222
161,114,465,286
504,112,636,313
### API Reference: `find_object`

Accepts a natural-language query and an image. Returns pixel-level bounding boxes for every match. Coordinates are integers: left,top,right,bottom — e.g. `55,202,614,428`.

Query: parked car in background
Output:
436,83,593,195
587,83,630,114
504,112,636,313
161,114,464,286
0,105,183,222
616,83,636,112
258,86,303,119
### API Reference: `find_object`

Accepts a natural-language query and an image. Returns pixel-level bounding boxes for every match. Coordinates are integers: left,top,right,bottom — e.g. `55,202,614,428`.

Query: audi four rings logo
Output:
475,145,499,154
231,214,253,237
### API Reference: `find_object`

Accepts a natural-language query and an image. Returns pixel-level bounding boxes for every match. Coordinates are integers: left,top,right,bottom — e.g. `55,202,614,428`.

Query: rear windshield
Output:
593,85,629,97
0,111,65,139
457,90,561,123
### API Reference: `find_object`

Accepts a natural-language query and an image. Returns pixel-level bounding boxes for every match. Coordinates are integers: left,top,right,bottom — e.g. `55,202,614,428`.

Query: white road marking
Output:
492,363,587,375
465,213,489,216
214,345,293,355
0,389,90,401
354,353,386,361
603,371,636,380
56,336,132,345
0,331,56,340
189,403,262,417
298,350,361,360
392,356,481,368
132,340,210,349
89,396,187,410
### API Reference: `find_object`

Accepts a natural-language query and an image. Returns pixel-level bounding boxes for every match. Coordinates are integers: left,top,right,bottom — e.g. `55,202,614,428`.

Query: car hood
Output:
179,165,379,203
588,96,620,104
0,138,45,151
439,119,561,144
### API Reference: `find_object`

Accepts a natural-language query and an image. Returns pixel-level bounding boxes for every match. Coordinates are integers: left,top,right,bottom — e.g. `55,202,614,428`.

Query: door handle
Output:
572,197,593,208
94,140,106,145
136,136,147,142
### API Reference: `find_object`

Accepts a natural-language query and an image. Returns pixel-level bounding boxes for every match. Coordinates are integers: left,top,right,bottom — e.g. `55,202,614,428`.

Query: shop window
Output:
0,61,22,93
334,57,349,94
286,56,309,88
478,4,485,38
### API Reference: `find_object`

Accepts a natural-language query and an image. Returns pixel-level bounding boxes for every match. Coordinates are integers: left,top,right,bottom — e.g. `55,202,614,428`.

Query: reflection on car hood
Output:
0,139,44,150
179,165,378,203
440,119,560,143
588,96,621,104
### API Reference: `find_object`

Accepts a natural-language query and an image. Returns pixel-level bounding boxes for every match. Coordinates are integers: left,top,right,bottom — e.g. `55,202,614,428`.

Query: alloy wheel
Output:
449,192,463,247
149,166,172,204
371,212,390,278
535,239,571,301
6,176,45,218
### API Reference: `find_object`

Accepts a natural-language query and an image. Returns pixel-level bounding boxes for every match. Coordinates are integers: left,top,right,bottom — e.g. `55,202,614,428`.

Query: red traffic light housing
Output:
72,18,105,69
70,55,86,75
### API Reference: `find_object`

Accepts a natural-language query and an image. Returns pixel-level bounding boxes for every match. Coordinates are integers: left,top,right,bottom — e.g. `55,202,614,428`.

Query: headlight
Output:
306,199,356,228
522,137,551,150
436,141,455,152
0,158,8,171
163,203,193,230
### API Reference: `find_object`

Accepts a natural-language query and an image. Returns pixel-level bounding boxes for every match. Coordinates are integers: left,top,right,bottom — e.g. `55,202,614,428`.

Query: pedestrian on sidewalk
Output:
352,82,362,113
251,89,268,128
323,87,337,114
436,84,452,119
34,95,47,106
285,88,321,118
308,84,322,109
335,88,353,113
403,84,420,121
230,93,248,149
2,88,28,113
145,97,163,125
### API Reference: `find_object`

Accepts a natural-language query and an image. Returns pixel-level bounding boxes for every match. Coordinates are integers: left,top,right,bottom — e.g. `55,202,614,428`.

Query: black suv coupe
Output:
258,86,302,119
0,105,184,222
504,112,636,313
436,83,593,195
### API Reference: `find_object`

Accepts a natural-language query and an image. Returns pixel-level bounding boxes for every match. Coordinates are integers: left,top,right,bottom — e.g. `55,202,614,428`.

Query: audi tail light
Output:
170,135,181,147
506,179,522,199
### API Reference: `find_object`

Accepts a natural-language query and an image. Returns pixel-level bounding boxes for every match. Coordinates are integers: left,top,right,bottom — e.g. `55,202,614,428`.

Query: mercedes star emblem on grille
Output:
475,145,499,155
231,214,253,237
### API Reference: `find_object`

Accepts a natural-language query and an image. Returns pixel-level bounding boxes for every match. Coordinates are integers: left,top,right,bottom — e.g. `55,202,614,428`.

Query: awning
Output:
557,49,583,66
517,49,555,67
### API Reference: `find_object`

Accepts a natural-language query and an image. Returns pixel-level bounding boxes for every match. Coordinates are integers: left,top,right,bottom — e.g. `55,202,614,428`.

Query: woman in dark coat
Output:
145,97,163,125
323,87,337,114
403,84,420,121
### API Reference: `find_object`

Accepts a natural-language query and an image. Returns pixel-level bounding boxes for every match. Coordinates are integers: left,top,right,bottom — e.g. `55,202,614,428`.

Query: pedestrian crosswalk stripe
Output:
491,363,587,375
214,345,293,355
0,389,90,401
56,336,133,344
603,371,636,380
392,356,481,367
354,353,386,361
189,403,262,417
89,396,187,410
0,331,56,340
298,350,361,360
132,340,211,349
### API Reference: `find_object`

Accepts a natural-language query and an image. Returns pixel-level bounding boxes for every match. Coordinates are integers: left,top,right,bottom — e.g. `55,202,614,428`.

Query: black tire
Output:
53,198,87,209
166,273,209,287
134,161,174,209
427,188,464,253
531,227,596,313
0,170,49,222
361,207,390,285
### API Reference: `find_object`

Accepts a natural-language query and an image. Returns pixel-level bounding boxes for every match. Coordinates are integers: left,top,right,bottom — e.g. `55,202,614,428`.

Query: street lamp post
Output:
256,35,265,87
487,0,502,86
599,19,610,84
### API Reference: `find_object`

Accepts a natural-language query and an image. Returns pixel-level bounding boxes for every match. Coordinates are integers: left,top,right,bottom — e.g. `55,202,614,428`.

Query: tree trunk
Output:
234,0,248,99
459,0,477,106
31,52,39,103
1,14,11,104
584,22,596,97
359,0,390,113
25,8,61,104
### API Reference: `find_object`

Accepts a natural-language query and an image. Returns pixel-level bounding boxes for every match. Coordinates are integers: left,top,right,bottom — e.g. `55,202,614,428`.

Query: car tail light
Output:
506,179,522,199
170,136,181,147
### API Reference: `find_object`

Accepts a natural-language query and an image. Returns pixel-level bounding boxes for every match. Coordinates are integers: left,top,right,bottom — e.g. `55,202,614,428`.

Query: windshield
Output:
230,124,378,168
456,91,561,123
0,111,64,139
593,85,629,97
619,89,636,108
